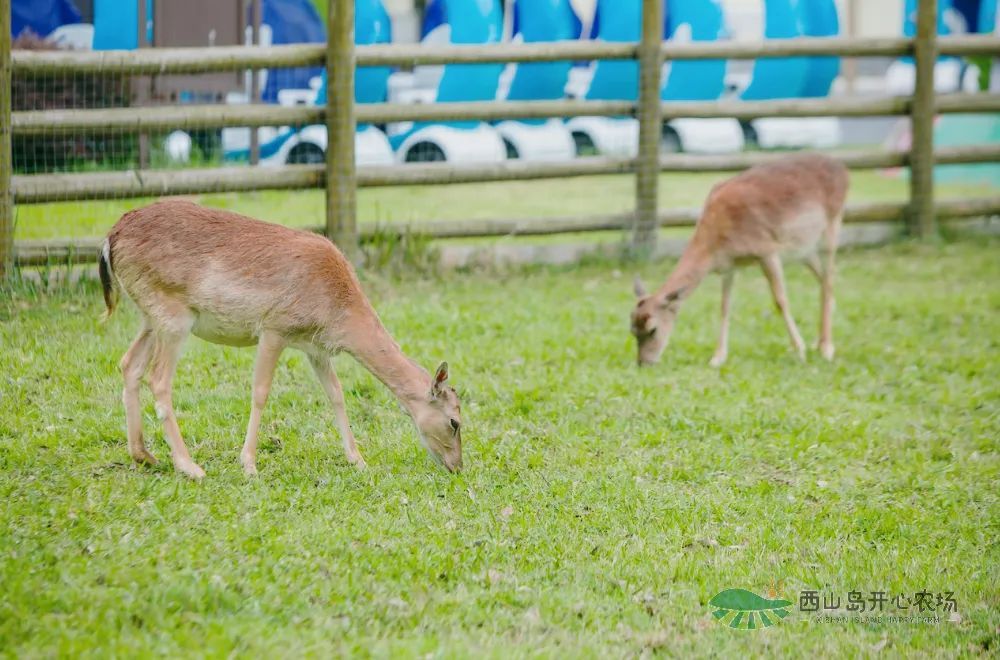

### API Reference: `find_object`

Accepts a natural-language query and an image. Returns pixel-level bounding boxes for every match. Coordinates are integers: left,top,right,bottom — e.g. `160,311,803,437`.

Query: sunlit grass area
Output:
1,236,997,655
13,170,996,241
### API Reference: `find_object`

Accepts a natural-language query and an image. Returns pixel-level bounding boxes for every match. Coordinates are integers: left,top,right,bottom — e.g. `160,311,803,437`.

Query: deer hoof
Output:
820,342,835,361
240,453,258,477
709,354,727,368
129,447,158,466
175,460,206,480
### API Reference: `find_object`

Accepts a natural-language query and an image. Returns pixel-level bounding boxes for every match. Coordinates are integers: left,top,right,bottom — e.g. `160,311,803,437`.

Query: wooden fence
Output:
2,0,1000,274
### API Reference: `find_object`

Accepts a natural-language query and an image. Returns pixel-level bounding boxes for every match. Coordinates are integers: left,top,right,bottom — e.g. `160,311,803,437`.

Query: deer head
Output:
410,362,463,472
630,277,685,366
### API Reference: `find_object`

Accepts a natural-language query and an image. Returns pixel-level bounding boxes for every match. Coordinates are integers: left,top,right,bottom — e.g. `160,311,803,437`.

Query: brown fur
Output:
103,200,462,477
631,153,849,366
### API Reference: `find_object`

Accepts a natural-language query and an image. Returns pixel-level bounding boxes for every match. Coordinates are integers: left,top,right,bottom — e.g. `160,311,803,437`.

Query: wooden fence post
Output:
1,0,13,279
909,0,938,237
632,0,664,252
248,0,262,165
326,0,358,255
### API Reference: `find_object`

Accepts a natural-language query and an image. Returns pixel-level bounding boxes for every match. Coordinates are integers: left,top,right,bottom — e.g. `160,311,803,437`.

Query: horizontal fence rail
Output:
11,35,1000,74
658,33,999,60
13,145,1000,203
12,104,325,135
13,93,1000,134
13,165,325,203
14,197,1000,266
11,43,327,74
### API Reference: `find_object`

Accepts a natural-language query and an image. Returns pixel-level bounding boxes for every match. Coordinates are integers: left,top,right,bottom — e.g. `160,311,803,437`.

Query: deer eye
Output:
450,419,460,432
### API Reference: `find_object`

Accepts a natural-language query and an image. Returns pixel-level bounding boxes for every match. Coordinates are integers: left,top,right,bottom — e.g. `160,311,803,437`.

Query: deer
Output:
631,153,848,367
98,199,462,479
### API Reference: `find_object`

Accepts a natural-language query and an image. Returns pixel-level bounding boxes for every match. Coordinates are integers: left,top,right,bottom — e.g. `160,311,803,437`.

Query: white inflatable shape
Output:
661,24,744,154
564,65,595,100
395,123,507,164
495,119,576,161
387,25,450,104
223,124,394,167
886,59,964,96
667,118,745,154
355,125,396,166
164,130,192,163
47,23,94,50
565,116,640,158
751,117,842,150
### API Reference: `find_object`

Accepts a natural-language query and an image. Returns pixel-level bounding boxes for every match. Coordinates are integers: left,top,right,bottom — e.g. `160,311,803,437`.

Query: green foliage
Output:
361,225,440,276
967,55,993,91
1,237,998,655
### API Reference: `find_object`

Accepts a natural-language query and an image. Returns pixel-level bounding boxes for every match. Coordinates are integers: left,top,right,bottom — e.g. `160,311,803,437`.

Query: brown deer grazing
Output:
631,153,848,367
99,200,462,478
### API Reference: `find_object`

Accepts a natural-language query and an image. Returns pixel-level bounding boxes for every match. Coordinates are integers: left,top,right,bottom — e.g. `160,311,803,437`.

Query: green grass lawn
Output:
12,170,997,241
1,236,998,655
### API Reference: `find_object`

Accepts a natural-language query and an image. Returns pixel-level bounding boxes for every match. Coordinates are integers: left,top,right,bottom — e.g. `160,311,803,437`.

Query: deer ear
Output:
633,276,647,298
659,287,686,308
431,361,449,395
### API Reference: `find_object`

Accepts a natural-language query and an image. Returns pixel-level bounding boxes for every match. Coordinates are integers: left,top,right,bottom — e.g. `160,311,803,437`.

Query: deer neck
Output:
342,314,430,412
658,243,713,301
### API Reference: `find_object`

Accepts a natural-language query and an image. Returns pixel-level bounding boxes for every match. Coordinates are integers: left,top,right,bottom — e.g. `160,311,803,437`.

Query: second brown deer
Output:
631,153,848,367
99,200,463,478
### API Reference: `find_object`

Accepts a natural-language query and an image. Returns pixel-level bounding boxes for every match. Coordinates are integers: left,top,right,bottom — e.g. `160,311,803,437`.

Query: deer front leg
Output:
760,254,806,361
309,354,366,469
120,322,157,465
818,230,838,361
710,270,735,368
148,322,204,479
240,331,286,476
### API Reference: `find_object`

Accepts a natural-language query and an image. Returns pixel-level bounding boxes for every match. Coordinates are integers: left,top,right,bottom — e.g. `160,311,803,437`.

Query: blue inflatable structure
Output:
888,0,966,94
659,0,744,153
740,0,810,102
11,0,81,40
260,0,326,104
738,0,842,149
223,0,395,167
494,0,578,161
388,0,507,163
799,0,841,98
565,0,641,157
660,0,726,102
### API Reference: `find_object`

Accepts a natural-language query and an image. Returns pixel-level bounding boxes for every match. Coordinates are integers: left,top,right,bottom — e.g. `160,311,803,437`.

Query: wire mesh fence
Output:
3,0,1000,279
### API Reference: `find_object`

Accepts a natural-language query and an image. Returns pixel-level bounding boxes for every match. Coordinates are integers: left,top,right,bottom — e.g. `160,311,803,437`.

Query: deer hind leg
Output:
803,253,825,353
309,354,366,469
120,320,157,465
710,270,735,368
240,331,286,476
760,254,806,361
147,313,203,479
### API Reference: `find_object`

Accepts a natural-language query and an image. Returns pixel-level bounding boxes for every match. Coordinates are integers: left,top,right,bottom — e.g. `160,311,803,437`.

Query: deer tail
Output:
98,239,117,322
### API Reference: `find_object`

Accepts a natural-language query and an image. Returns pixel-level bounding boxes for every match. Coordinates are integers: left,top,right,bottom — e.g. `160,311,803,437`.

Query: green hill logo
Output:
709,588,792,629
